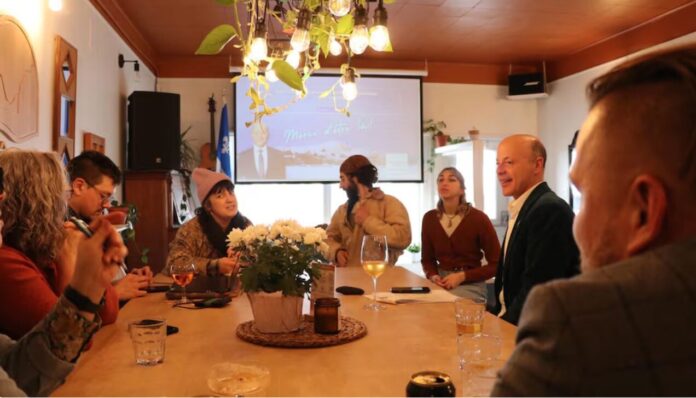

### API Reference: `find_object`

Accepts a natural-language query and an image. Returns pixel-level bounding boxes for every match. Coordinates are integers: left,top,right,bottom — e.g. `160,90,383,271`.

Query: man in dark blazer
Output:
493,135,579,325
492,46,696,395
237,120,287,181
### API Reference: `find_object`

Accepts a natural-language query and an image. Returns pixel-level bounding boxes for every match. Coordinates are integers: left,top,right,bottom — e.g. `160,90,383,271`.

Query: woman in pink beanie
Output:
166,168,251,277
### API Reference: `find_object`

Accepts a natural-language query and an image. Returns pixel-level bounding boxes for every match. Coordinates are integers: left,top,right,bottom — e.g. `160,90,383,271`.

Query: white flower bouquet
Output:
227,219,329,297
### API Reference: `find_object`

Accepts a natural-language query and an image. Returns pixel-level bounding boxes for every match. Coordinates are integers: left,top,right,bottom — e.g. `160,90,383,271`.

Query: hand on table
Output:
130,266,154,283
114,273,150,300
336,249,349,267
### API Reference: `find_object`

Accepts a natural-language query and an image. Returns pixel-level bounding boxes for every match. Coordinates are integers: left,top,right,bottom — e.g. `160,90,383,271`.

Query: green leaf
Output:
273,60,305,93
230,75,243,84
383,0,396,3
215,0,237,4
335,15,354,35
319,87,333,98
315,30,330,58
195,24,237,55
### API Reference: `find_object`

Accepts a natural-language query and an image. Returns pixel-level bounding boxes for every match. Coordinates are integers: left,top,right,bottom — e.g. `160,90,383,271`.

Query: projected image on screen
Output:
234,75,422,183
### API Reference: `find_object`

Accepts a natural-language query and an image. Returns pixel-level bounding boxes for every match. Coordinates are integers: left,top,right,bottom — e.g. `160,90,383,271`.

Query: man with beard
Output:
326,155,411,267
491,46,696,396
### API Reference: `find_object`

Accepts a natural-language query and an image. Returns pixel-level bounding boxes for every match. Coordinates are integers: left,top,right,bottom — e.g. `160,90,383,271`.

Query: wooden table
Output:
53,266,516,397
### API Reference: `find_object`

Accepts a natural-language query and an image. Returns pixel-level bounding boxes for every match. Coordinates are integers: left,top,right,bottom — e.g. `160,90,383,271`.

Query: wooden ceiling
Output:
92,0,696,84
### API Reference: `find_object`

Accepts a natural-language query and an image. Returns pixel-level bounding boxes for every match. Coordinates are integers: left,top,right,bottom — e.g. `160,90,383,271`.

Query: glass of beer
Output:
361,234,388,311
170,263,195,304
454,297,486,335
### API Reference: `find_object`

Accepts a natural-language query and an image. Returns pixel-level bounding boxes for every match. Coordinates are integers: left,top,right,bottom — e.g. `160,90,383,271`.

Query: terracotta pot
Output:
247,291,303,333
434,134,449,147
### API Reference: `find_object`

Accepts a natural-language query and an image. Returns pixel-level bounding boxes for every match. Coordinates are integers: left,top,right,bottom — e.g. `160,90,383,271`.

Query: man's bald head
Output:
497,134,547,198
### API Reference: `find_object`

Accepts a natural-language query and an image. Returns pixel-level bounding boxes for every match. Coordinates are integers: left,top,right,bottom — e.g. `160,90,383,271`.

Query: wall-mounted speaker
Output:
507,72,548,100
127,91,181,170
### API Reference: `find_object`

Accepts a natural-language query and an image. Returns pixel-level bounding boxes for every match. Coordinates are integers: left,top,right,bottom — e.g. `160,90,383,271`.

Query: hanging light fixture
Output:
249,21,268,63
349,4,369,55
291,8,312,52
285,49,301,69
329,32,342,56
341,68,358,101
196,0,398,119
328,0,351,17
369,0,390,51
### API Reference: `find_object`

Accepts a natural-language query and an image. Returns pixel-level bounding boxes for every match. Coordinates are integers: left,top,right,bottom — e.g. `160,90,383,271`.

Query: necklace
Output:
443,212,458,227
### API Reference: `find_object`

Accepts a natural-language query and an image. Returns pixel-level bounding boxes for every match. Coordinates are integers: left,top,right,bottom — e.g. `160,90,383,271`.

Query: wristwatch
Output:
64,285,104,314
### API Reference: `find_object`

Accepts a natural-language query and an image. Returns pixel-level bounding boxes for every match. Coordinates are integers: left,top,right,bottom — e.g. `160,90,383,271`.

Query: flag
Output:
216,103,232,177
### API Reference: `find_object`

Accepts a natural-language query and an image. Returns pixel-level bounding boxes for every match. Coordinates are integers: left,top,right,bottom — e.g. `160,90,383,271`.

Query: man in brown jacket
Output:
326,155,411,267
491,46,696,396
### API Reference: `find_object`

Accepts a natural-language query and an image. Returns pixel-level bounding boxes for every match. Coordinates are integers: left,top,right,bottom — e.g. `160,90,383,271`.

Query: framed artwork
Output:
53,36,78,165
0,16,39,142
568,130,581,214
84,132,105,153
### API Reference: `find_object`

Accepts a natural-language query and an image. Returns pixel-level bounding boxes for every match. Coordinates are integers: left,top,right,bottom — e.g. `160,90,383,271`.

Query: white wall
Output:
0,0,155,179
539,31,696,201
423,83,538,139
156,78,233,159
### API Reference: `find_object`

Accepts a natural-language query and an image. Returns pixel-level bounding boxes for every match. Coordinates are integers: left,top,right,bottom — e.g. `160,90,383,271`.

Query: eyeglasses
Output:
87,182,113,205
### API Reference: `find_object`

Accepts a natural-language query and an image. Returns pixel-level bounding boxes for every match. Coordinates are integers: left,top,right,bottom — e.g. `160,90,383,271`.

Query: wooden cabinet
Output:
124,170,195,274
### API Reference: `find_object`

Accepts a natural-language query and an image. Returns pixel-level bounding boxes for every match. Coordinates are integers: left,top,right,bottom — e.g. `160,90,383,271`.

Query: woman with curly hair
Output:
421,167,500,300
0,150,119,339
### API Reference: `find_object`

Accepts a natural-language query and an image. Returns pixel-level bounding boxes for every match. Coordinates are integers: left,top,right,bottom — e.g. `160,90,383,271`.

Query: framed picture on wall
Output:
568,130,581,214
83,132,105,154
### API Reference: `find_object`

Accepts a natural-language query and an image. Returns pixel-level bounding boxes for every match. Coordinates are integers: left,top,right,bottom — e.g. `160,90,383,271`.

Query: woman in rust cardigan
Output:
0,151,119,339
421,167,500,300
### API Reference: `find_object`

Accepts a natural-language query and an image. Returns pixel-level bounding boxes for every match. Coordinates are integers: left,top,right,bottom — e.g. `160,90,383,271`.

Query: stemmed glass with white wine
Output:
170,263,195,305
361,235,389,311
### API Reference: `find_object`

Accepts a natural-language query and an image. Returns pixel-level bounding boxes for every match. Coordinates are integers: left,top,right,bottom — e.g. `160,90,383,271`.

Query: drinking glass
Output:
170,263,195,304
361,235,388,311
454,297,486,336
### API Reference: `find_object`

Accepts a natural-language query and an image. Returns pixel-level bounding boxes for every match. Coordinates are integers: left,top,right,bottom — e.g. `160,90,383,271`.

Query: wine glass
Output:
170,263,195,304
361,235,388,311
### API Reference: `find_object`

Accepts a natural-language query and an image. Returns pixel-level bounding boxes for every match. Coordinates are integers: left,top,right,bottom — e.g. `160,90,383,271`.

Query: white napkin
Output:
365,290,458,304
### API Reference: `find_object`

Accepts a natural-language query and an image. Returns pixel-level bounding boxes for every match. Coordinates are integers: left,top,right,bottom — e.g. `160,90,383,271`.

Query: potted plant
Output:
109,201,150,268
227,220,329,333
407,244,421,263
423,119,449,147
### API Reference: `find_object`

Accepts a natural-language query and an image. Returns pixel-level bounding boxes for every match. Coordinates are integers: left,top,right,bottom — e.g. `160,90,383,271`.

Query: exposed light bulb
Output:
249,37,268,63
341,69,358,101
286,50,301,69
328,0,351,17
291,28,310,52
349,25,369,55
329,34,342,56
266,69,278,82
369,25,390,51
342,81,358,101
291,9,312,52
48,0,63,11
243,54,251,66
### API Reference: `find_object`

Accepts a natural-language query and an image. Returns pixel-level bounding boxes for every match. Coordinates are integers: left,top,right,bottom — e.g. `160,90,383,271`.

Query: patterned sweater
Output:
167,215,251,275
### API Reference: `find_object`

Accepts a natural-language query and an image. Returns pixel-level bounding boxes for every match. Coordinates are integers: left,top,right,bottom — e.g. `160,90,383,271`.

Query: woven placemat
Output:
236,315,367,348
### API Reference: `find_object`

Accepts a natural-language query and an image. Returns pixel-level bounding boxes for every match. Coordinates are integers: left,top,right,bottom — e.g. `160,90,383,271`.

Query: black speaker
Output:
507,72,547,98
127,91,181,170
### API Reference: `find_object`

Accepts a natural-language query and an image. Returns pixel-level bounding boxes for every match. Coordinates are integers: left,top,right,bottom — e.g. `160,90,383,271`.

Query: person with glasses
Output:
67,151,153,300
0,150,121,341
0,160,129,397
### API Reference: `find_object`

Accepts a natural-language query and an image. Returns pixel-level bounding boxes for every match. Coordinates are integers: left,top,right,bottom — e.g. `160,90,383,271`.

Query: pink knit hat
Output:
192,168,232,203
